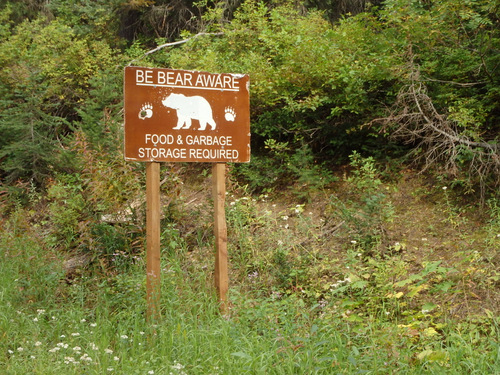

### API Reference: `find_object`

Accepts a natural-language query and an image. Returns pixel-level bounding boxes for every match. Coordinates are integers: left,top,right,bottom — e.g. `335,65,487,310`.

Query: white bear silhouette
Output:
162,93,216,131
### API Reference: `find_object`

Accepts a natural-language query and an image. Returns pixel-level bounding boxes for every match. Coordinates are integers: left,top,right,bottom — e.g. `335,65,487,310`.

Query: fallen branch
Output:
369,68,499,201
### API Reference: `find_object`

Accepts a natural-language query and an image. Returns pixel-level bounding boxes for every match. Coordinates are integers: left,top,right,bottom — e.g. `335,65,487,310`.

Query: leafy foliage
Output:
1,0,498,196
0,16,119,184
163,0,498,195
167,1,401,161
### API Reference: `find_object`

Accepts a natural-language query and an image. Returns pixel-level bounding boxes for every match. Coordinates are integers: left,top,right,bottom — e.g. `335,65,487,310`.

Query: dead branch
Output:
127,32,224,66
422,77,488,87
370,68,499,201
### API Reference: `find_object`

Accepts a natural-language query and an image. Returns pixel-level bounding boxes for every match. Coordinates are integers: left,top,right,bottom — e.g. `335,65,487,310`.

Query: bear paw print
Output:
224,107,236,122
138,103,153,120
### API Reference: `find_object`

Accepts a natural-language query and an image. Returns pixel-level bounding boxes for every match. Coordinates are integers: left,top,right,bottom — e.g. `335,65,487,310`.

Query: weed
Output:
330,151,395,251
485,197,500,251
441,186,469,228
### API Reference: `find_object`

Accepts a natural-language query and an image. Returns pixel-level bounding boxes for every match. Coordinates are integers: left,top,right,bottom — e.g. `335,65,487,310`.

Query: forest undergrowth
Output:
1,158,499,374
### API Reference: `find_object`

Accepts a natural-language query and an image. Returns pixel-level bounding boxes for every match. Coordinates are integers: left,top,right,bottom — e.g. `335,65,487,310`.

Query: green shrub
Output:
233,141,335,197
330,151,395,251
47,174,89,250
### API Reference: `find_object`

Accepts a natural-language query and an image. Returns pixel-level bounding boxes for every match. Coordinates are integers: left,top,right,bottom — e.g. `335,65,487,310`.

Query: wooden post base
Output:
212,163,228,314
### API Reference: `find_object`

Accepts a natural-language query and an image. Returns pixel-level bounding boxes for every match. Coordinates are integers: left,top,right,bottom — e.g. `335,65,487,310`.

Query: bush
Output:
165,0,401,164
330,151,395,251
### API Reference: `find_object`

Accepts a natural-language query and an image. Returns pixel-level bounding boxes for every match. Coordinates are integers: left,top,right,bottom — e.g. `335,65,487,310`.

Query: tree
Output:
0,80,68,184
0,16,119,185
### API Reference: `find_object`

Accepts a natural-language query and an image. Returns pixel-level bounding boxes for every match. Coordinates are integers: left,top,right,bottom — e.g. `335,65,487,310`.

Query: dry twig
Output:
127,32,224,66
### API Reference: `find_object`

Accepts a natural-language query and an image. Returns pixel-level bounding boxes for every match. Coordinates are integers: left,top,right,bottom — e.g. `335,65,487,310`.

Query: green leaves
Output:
0,12,121,185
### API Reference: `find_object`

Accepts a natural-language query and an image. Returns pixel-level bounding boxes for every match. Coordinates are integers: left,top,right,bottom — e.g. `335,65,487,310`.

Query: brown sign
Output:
124,66,250,163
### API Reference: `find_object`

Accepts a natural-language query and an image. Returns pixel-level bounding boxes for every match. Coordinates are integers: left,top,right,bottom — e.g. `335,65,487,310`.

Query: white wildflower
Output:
172,361,185,370
294,204,304,214
80,353,92,362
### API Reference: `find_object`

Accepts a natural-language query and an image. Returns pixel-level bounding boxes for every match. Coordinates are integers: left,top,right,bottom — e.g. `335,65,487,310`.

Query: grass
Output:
1,167,499,374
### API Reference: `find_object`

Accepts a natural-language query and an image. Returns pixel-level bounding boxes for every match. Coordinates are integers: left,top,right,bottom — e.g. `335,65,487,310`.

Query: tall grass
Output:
1,207,498,374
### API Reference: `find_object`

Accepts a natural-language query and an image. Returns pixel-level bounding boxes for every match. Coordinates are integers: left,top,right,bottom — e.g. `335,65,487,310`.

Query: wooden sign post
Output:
124,67,249,317
212,163,229,313
146,162,161,321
